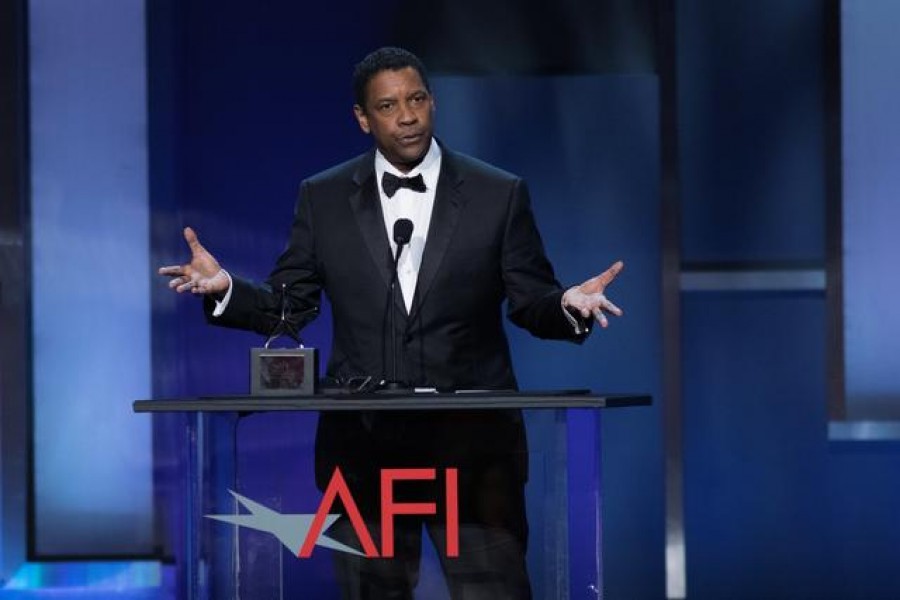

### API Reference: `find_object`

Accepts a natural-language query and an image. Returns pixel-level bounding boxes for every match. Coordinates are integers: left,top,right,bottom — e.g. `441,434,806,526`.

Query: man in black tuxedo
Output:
161,47,622,600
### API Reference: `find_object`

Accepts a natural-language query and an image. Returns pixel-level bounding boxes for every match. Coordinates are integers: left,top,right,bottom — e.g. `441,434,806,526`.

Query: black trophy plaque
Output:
250,347,317,396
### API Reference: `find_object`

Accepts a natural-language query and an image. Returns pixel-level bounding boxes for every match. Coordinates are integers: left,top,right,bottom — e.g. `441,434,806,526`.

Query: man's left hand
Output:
562,261,624,328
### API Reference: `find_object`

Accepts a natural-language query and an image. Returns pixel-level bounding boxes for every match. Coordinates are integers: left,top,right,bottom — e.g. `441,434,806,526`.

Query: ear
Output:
353,104,370,134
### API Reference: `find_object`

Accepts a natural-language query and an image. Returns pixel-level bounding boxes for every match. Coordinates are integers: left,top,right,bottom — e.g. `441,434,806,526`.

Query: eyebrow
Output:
374,87,427,101
371,94,398,105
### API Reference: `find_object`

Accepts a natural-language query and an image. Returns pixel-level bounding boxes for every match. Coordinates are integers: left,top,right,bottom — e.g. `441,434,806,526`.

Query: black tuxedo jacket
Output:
208,144,588,488
211,144,587,389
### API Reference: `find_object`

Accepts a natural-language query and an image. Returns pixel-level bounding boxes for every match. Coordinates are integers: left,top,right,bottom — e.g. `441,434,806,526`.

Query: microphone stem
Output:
390,244,405,385
378,217,413,393
390,279,398,383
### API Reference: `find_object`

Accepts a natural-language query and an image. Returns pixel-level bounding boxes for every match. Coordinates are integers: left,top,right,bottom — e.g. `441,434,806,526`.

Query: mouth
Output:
398,132,424,146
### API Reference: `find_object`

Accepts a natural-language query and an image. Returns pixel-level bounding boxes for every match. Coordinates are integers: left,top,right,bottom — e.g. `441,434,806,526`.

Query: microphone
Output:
393,218,413,247
378,218,414,393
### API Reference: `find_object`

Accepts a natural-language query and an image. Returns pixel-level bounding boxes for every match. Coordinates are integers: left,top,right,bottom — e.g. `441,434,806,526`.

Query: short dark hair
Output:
352,47,431,109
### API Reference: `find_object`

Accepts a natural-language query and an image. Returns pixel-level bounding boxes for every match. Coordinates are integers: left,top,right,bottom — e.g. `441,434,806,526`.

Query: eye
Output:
377,101,396,114
410,93,426,106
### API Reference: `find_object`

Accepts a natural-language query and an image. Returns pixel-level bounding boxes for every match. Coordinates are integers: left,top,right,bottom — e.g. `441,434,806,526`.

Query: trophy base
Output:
250,347,318,396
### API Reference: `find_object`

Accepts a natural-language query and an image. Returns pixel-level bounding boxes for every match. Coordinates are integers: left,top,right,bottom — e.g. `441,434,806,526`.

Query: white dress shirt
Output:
375,138,442,312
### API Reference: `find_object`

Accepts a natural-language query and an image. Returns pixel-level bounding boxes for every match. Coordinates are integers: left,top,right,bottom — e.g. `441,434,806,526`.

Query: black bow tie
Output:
381,172,426,198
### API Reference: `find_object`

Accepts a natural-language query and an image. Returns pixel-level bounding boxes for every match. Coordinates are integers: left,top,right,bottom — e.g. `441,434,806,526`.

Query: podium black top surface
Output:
132,391,651,413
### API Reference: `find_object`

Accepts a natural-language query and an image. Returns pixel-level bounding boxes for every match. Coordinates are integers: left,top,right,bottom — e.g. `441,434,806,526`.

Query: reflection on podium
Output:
134,392,650,599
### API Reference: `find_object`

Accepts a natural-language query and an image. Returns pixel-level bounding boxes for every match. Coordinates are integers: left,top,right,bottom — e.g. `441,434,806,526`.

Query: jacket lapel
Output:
349,154,408,316
409,149,467,321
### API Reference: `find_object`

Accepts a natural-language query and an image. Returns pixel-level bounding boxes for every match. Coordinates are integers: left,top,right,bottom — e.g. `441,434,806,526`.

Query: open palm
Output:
158,227,229,295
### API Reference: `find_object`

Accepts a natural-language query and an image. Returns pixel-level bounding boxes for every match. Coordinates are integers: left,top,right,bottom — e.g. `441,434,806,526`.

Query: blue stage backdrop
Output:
841,0,900,420
678,1,900,598
29,0,154,556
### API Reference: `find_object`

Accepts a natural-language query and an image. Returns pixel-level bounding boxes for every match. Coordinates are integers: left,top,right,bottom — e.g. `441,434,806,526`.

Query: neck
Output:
393,162,418,174
383,138,432,173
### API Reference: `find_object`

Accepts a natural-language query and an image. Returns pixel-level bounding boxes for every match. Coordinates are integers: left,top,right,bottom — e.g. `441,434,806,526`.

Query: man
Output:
161,47,622,600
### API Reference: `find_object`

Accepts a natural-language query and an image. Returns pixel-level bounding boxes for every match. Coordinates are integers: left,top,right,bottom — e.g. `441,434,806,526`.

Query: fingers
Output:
159,263,195,292
173,276,214,294
159,264,192,292
578,260,624,294
595,260,624,287
161,267,200,293
183,226,205,256
592,307,609,328
159,228,224,296
601,296,623,317
591,294,623,328
169,274,197,293
158,265,185,276
564,286,624,329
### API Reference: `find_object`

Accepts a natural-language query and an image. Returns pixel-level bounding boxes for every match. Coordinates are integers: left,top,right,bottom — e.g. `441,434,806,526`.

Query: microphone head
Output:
393,218,414,246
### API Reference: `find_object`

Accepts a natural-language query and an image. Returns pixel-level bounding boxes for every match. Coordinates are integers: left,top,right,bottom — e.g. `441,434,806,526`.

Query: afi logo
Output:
207,467,459,559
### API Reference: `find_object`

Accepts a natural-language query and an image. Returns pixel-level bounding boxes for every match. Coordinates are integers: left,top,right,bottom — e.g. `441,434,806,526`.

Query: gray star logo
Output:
206,490,364,557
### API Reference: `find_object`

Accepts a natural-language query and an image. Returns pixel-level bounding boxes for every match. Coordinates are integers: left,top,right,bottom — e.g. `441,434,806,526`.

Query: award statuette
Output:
250,284,318,396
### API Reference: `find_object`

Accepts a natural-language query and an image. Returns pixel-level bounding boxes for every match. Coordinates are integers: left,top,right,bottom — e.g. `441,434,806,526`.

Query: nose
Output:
398,101,418,125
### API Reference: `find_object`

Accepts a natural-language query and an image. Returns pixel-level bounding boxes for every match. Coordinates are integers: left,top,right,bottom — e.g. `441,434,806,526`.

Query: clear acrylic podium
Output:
134,392,650,600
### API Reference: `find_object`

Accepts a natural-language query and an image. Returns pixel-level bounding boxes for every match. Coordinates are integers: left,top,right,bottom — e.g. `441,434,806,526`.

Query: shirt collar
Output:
375,137,442,191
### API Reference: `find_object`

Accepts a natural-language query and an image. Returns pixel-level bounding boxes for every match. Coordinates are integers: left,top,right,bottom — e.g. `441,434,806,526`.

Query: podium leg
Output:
567,408,603,599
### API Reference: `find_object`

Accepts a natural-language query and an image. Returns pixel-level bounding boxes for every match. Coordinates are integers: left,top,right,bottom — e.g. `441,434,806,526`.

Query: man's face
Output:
354,67,435,173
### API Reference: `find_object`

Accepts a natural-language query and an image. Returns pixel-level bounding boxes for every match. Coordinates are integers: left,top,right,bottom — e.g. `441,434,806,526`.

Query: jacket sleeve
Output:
501,178,590,343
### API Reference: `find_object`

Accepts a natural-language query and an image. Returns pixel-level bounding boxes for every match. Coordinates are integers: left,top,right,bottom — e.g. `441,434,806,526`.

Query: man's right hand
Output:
158,227,230,296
